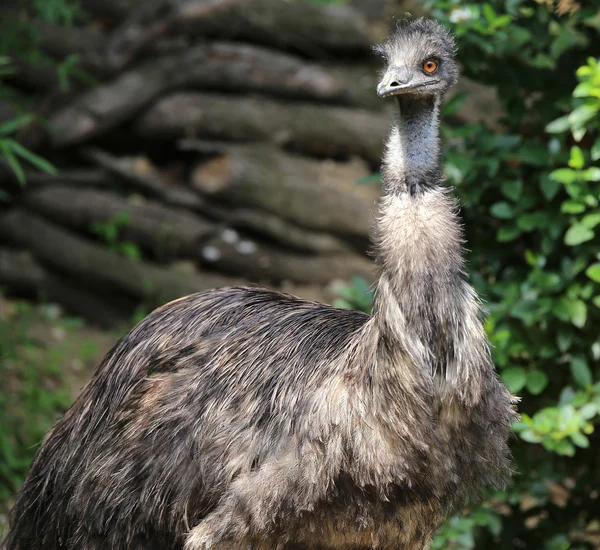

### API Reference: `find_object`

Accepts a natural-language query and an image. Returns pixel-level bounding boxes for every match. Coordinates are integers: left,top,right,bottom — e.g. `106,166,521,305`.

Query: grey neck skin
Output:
382,95,443,195
369,92,491,401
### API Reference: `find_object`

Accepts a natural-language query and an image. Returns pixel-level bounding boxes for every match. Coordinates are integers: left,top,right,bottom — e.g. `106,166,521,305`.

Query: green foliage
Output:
0,0,88,185
340,2,600,547
0,59,57,186
332,276,374,313
424,1,600,547
0,301,73,510
90,213,142,260
304,0,346,4
514,383,600,455
0,125,57,186
32,0,85,25
432,506,503,550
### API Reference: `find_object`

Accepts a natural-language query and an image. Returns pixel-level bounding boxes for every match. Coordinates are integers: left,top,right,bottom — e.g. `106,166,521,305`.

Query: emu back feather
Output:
6,287,515,550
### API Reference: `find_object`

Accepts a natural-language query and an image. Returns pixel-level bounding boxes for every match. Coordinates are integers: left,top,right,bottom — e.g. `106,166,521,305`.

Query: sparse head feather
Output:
375,18,458,91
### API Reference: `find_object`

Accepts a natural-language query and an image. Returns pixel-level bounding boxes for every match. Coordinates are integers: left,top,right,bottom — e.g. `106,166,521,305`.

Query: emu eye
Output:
423,59,438,74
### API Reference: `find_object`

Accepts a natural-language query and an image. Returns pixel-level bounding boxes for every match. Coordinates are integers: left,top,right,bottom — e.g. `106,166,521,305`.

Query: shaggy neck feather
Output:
370,93,490,400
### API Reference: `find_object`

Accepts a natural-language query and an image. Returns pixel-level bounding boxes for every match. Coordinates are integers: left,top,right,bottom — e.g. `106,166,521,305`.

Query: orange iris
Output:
423,59,438,73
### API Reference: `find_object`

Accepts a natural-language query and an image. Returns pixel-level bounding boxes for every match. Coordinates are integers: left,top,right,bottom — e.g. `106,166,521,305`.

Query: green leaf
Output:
569,104,598,127
502,367,527,393
570,356,592,387
482,3,496,22
497,226,521,242
560,387,575,405
572,127,586,142
593,296,600,309
571,432,590,448
517,213,545,231
568,299,587,328
530,53,555,69
545,115,570,134
518,144,548,166
581,213,600,228
0,114,33,136
583,167,600,182
443,93,467,117
118,242,141,260
573,392,590,408
490,202,514,219
576,60,595,77
550,168,577,184
561,200,586,214
8,140,57,175
520,429,542,443
564,224,594,246
501,180,522,201
0,141,25,185
540,175,560,200
568,146,585,169
579,403,598,420
592,138,600,161
573,82,593,98
524,249,544,267
555,440,575,456
526,370,548,395
557,331,573,352
586,263,600,283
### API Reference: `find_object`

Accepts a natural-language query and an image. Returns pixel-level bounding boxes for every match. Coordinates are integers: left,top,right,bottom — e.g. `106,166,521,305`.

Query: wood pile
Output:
0,0,496,325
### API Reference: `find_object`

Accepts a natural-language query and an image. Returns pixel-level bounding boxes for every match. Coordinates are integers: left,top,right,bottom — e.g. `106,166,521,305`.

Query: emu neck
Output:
370,93,486,397
383,95,442,195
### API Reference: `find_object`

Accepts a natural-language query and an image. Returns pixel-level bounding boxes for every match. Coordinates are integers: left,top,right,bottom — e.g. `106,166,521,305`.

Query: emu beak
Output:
377,67,415,98
377,69,440,98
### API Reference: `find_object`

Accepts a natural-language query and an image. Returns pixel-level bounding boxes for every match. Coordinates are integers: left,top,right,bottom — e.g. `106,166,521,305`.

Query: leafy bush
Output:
332,276,374,313
426,1,599,547
90,213,143,260
0,302,73,513
338,2,600,547
0,0,86,186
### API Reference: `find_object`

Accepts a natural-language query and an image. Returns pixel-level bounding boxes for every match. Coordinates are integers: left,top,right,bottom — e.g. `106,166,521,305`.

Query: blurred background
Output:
0,0,599,548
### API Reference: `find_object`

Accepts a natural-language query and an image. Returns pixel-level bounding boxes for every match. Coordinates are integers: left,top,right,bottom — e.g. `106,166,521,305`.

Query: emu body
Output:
6,19,517,550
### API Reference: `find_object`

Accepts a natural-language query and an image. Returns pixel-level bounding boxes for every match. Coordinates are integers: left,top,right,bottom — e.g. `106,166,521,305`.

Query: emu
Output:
6,18,517,550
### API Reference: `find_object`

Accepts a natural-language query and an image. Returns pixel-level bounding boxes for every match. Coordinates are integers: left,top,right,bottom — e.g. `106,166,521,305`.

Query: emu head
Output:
376,18,458,99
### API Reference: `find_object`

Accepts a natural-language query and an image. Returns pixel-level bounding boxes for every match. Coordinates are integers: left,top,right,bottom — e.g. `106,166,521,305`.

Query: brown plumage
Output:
5,18,517,550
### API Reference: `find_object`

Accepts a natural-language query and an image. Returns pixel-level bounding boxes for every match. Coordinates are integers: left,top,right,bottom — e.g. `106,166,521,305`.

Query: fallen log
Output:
104,0,375,72
22,169,112,189
20,184,371,283
190,144,378,238
76,145,354,254
182,0,377,57
22,186,215,260
78,0,143,20
104,0,250,72
33,19,107,75
198,231,374,285
135,93,388,163
0,209,238,306
222,208,352,255
0,247,126,327
82,148,207,211
48,42,379,147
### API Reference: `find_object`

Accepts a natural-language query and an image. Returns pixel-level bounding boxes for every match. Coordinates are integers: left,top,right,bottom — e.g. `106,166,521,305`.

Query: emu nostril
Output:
390,81,400,87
